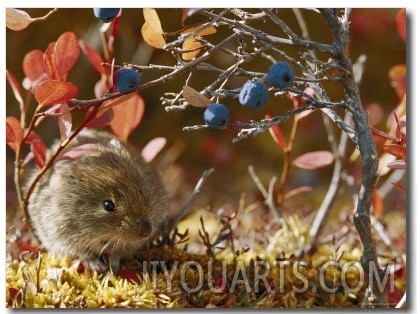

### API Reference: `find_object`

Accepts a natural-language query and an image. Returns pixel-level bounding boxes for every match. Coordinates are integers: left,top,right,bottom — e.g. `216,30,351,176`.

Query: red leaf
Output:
265,113,286,151
55,32,80,80
57,143,97,162
57,103,72,140
29,134,47,168
18,243,40,255
396,9,406,43
34,80,78,106
391,182,406,192
22,49,45,81
85,107,114,128
6,70,24,107
388,65,406,101
387,160,406,170
370,126,399,143
6,116,23,152
110,93,145,142
43,41,59,80
118,268,141,284
383,144,406,160
79,40,106,75
284,186,313,200
141,137,167,162
94,76,109,98
293,150,334,170
372,188,384,219
365,102,384,127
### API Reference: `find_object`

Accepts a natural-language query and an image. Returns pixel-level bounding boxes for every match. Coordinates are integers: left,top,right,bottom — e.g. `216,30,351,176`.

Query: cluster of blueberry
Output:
93,9,296,131
204,62,295,129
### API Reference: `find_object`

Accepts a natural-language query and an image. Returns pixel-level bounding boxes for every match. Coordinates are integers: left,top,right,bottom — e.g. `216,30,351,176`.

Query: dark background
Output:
6,8,406,218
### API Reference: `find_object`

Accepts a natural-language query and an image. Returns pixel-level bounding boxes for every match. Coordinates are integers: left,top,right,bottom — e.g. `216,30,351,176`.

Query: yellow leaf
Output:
6,8,33,31
182,86,211,107
143,8,164,34
141,23,166,49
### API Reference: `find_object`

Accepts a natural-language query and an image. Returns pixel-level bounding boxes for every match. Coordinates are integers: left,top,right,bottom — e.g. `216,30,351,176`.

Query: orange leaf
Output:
372,188,384,219
110,93,145,142
55,32,80,80
265,114,287,151
388,65,406,101
79,40,106,75
182,86,211,107
43,41,59,80
97,93,136,115
6,116,23,152
141,22,166,49
396,9,406,43
6,70,24,107
34,80,78,106
23,49,45,81
293,150,334,170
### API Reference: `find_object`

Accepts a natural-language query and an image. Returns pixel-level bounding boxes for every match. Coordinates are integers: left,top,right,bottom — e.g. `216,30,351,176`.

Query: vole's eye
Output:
102,200,116,212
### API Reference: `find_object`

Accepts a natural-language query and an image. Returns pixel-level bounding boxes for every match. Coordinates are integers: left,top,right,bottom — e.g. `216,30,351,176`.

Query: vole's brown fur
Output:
27,129,168,273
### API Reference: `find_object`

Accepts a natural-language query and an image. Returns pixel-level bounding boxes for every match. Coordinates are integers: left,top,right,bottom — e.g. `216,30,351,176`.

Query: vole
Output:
26,129,168,273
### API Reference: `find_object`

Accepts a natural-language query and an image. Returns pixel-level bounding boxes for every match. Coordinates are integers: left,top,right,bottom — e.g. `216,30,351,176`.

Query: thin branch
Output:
200,10,335,54
232,101,348,142
248,165,281,218
170,168,214,229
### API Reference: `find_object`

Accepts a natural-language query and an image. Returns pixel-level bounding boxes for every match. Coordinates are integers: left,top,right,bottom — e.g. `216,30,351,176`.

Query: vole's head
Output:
52,145,167,258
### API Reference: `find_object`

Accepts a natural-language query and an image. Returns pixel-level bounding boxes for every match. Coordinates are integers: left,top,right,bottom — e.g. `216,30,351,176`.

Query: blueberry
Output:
239,80,269,110
266,62,295,88
114,67,141,93
203,103,230,130
93,8,121,23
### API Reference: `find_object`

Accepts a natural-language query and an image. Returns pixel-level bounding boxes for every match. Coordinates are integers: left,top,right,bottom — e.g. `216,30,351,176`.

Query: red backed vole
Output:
27,129,168,273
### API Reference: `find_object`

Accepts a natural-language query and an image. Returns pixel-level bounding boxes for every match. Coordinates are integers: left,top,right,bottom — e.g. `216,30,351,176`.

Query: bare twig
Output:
248,165,281,218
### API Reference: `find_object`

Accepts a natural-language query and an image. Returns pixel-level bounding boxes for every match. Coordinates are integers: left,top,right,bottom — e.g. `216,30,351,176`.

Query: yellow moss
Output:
6,212,404,308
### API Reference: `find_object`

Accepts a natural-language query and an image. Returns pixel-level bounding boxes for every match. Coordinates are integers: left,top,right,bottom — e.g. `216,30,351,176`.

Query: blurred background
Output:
6,9,406,227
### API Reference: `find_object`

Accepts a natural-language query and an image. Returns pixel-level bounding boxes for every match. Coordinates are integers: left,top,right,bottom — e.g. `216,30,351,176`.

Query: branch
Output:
321,8,388,307
200,9,335,54
231,101,348,142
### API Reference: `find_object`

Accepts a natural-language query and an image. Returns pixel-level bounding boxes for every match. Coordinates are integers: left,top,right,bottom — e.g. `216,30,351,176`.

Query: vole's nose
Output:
136,219,152,237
